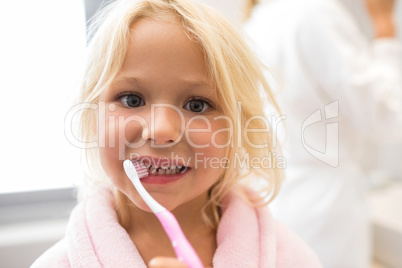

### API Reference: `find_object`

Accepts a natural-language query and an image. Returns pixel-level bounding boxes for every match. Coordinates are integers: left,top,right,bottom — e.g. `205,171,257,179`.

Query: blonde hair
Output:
79,0,283,229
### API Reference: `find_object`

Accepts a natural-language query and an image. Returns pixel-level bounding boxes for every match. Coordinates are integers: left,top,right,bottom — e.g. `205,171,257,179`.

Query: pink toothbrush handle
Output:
155,210,204,268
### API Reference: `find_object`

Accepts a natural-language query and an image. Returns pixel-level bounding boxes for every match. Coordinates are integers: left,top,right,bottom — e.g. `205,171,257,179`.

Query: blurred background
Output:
0,0,401,267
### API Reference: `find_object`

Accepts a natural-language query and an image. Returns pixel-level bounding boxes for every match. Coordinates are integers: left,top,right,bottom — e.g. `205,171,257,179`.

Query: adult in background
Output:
244,0,402,267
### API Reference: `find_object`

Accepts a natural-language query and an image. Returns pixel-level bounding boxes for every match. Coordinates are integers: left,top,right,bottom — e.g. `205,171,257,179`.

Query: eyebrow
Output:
112,75,210,90
180,79,210,90
111,76,144,87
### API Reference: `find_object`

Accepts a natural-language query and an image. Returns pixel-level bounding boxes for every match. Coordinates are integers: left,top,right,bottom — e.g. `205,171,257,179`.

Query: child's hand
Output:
366,0,395,19
148,257,188,268
365,0,396,37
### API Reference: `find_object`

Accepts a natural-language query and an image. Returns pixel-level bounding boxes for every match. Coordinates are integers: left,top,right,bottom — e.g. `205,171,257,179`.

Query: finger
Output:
148,257,188,268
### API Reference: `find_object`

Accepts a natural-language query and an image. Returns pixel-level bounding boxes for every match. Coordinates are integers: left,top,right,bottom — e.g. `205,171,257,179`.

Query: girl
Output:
33,0,321,267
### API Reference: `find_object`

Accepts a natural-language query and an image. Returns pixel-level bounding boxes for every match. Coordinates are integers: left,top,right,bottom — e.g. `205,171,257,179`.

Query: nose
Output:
142,104,184,146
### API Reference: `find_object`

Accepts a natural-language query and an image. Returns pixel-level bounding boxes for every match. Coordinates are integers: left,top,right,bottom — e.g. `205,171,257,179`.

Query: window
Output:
0,0,87,193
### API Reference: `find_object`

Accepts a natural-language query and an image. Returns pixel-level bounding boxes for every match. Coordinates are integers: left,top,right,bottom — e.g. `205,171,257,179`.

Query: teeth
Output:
145,164,186,175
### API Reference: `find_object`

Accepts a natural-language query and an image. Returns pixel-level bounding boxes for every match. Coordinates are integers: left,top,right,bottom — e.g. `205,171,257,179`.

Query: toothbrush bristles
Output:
133,162,149,178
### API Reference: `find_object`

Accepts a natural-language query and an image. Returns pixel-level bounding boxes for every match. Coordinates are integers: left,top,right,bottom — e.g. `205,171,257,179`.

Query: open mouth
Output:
144,164,189,175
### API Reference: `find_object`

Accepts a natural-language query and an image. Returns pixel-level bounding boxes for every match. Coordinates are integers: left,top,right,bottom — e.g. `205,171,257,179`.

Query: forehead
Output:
126,17,204,69
113,17,215,92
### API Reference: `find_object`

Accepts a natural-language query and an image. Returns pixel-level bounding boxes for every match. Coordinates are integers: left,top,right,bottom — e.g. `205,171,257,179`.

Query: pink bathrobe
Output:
32,188,321,267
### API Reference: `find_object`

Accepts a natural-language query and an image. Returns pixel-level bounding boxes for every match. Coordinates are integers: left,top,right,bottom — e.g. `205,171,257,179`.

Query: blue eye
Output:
184,98,212,113
120,94,145,108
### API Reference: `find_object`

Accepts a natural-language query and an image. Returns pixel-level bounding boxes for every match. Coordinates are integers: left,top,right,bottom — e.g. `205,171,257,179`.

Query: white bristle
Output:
133,162,149,178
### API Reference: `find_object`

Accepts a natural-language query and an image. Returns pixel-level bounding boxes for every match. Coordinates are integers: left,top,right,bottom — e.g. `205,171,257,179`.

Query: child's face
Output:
98,17,230,213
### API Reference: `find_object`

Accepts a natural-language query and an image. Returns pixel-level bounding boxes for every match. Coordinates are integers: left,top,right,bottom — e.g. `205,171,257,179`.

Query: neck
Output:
123,192,217,266
126,191,213,240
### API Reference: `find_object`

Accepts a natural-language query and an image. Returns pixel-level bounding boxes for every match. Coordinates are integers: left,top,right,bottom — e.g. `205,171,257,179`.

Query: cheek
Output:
185,118,231,150
97,109,145,178
186,118,230,172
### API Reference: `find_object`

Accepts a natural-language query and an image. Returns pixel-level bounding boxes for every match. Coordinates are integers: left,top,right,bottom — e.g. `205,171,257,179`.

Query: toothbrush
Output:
123,159,204,268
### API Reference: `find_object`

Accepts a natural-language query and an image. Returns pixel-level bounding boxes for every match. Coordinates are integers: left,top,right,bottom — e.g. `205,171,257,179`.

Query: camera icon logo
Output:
301,100,339,167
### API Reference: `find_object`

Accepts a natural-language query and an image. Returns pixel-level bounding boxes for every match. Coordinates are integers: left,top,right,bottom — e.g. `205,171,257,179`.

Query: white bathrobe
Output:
245,0,402,267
